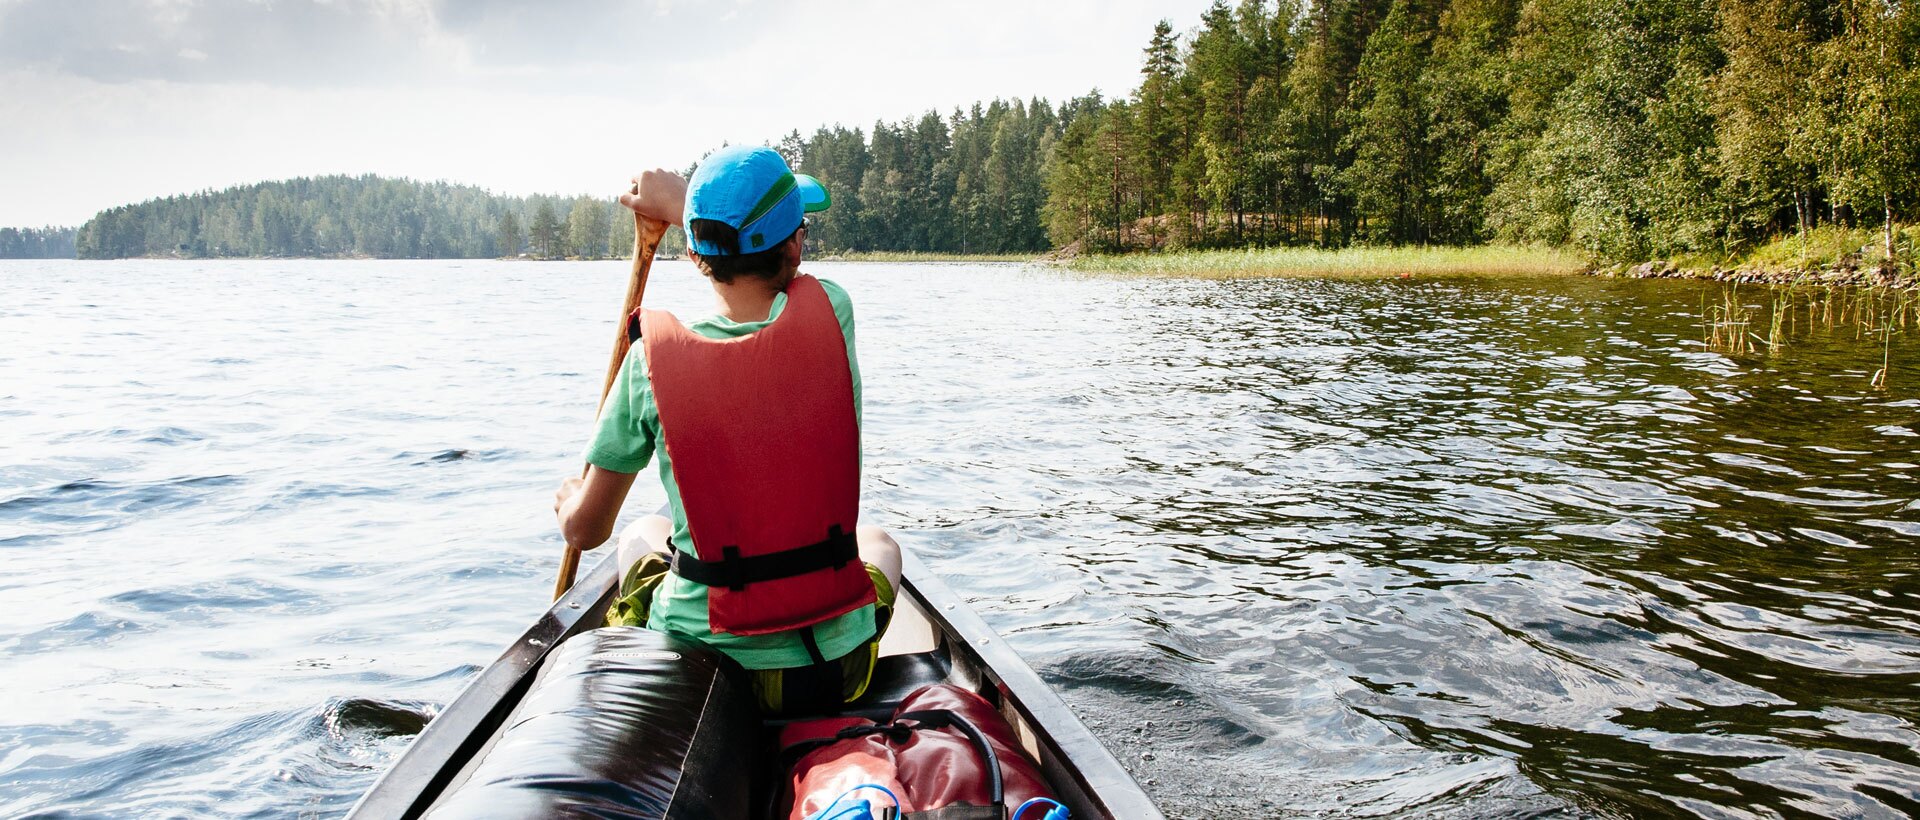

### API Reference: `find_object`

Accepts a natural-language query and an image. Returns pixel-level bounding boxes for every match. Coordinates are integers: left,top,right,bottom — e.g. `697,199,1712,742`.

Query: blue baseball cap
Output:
684,145,831,257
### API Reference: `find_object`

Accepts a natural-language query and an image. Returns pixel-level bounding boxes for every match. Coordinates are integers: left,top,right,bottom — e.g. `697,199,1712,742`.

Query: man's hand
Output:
619,169,687,227
553,476,584,517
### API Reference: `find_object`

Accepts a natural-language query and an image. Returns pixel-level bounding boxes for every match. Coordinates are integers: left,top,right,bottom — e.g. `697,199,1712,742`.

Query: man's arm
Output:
554,466,638,551
550,170,676,553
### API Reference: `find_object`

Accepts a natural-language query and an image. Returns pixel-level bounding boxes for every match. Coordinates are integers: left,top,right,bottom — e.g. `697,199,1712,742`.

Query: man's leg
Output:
857,524,902,596
616,514,673,577
604,515,674,628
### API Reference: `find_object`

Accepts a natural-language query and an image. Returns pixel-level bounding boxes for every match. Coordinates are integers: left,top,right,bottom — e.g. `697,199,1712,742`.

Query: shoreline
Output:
1592,260,1918,290
1065,239,1918,291
35,247,1920,291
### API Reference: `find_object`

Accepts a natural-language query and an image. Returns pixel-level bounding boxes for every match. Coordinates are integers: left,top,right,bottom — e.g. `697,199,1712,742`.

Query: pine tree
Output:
567,197,611,259
607,207,636,258
1192,1,1256,244
1421,0,1518,243
1136,20,1184,244
1342,0,1435,243
497,210,523,258
529,200,562,260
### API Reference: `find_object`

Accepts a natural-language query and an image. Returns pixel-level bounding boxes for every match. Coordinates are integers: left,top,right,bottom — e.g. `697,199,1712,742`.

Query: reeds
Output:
1065,244,1584,279
1704,283,1913,388
1767,287,1791,353
1703,284,1757,354
817,251,1040,263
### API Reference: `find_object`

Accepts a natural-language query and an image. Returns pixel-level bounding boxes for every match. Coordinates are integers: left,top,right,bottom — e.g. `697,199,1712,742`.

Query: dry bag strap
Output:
893,710,1003,817
670,525,858,591
905,806,1001,820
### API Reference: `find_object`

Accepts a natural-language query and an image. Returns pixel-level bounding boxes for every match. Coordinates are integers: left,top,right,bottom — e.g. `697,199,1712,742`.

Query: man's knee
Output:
856,524,902,592
616,515,672,574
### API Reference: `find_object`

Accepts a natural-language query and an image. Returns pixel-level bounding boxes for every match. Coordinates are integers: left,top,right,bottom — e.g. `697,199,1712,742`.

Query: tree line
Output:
64,0,1917,264
775,97,1069,254
0,227,75,259
1042,0,1919,261
74,175,660,260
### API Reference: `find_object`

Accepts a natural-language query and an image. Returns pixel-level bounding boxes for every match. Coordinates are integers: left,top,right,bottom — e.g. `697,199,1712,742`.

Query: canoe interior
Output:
349,548,1161,820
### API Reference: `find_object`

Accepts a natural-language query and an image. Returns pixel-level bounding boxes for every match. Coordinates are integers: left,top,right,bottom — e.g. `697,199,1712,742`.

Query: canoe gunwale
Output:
346,552,622,819
896,549,1163,820
348,548,1162,819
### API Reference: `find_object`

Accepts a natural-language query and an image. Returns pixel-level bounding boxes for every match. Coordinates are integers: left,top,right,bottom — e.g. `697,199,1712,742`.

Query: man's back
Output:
555,145,903,715
584,276,878,669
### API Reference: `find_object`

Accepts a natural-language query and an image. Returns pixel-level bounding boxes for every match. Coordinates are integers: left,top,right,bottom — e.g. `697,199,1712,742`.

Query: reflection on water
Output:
1,261,1916,818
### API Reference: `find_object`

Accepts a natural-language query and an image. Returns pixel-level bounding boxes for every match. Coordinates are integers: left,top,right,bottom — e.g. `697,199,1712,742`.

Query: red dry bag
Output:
778,684,1058,820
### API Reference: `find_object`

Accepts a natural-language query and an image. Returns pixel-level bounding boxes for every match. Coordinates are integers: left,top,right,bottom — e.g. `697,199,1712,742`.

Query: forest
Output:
1039,0,1919,262
0,227,76,259
55,0,1920,265
72,176,646,260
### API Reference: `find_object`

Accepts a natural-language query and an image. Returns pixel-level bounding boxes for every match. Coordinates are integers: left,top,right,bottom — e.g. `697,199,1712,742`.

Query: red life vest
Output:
638,274,874,636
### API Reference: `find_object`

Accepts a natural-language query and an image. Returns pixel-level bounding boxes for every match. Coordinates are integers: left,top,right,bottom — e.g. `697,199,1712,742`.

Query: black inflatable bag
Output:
426,627,755,819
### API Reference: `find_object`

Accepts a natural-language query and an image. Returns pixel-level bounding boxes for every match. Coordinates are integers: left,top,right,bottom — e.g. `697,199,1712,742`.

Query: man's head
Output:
683,146,830,284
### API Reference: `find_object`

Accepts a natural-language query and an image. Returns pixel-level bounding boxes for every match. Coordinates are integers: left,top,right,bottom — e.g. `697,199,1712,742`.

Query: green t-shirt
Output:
583,277,874,670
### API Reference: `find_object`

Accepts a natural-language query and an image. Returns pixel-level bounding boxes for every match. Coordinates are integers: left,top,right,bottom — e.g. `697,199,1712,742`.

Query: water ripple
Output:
1,262,1916,817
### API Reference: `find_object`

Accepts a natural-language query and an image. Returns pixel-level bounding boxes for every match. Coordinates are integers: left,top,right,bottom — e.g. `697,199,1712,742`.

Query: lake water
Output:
2,260,1917,818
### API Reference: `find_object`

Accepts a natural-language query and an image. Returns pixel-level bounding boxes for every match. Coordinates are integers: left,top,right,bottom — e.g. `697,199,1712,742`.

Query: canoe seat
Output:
425,627,757,819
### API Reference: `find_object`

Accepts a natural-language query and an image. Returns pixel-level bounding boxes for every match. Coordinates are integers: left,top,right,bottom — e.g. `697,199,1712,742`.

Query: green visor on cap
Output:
796,174,831,213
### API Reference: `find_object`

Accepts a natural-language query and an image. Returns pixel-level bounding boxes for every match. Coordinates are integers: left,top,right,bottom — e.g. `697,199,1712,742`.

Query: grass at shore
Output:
1066,244,1585,279
819,251,1039,263
1675,224,1917,274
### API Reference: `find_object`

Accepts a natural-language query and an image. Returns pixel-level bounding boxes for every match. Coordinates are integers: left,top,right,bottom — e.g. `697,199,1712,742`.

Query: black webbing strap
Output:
895,710,1003,816
775,709,1004,817
905,806,1000,820
670,525,857,591
799,626,828,665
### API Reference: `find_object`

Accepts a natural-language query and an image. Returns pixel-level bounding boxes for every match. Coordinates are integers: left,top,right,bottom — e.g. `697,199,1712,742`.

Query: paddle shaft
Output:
555,212,670,600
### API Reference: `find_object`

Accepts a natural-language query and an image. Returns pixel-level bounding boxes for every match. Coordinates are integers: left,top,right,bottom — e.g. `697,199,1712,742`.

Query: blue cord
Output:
1013,796,1071,820
806,783,902,820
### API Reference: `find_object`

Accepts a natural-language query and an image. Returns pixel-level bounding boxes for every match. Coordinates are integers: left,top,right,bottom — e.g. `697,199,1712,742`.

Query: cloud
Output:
430,0,726,70
0,1,1205,92
0,0,788,89
0,0,467,86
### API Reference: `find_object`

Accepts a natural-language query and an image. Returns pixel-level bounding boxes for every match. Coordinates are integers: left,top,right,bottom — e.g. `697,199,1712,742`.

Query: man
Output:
552,145,901,716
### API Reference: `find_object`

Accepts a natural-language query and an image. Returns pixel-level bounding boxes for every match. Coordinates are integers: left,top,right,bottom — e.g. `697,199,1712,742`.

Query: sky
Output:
0,0,1217,227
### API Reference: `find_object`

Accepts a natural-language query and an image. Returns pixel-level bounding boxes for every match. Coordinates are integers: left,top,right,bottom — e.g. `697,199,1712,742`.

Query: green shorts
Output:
605,551,895,714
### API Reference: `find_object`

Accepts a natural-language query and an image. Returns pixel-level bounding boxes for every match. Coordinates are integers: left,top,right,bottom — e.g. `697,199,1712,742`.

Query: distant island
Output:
67,175,662,261
7,0,1913,279
0,227,76,259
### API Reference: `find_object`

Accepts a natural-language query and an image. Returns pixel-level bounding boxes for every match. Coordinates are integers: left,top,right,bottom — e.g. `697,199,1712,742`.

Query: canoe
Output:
349,547,1163,819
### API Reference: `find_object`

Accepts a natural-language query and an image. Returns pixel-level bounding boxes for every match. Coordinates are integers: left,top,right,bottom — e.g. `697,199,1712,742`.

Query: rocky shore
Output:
1593,260,1918,289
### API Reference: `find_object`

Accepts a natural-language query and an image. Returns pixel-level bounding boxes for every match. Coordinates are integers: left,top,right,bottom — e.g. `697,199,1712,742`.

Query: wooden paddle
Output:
555,210,670,600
